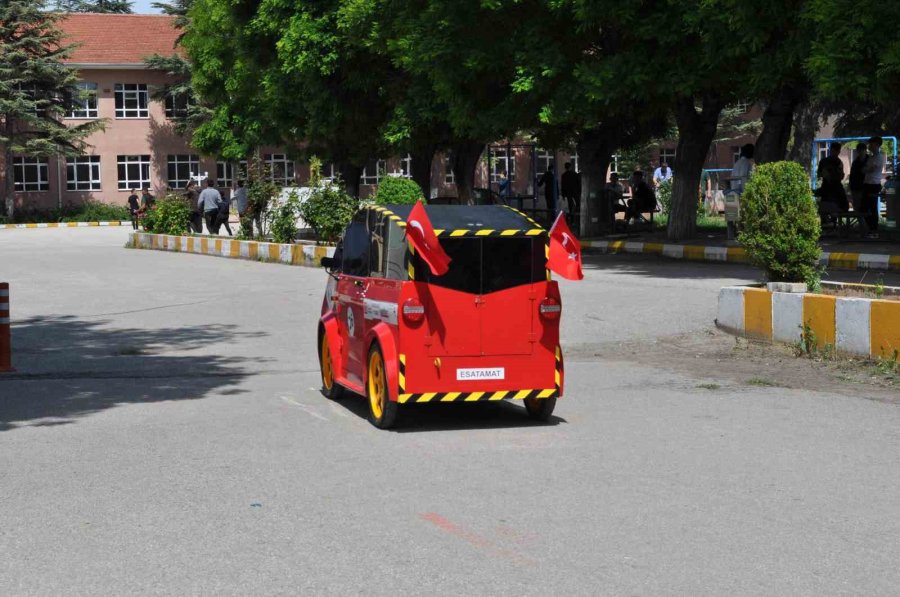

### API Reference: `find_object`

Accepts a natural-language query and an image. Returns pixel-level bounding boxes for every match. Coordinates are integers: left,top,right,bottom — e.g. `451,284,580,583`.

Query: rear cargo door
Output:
478,237,539,356
422,240,482,357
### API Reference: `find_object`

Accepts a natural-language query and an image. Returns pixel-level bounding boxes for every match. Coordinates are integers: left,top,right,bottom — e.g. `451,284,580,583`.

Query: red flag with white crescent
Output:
406,200,451,276
548,212,584,280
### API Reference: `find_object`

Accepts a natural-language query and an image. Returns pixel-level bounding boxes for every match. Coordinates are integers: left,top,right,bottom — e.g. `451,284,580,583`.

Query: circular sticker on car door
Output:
346,308,355,337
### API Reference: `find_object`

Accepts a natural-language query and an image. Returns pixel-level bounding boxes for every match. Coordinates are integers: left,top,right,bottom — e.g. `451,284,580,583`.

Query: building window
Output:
117,155,151,190
114,83,149,118
66,156,101,191
13,157,50,192
361,159,385,185
570,153,580,173
733,100,751,113
16,84,47,116
264,154,295,186
217,161,247,188
490,147,516,182
68,82,98,119
444,157,455,184
659,148,676,166
320,162,337,181
399,154,412,178
165,93,192,119
817,144,829,163
536,149,555,175
167,154,199,189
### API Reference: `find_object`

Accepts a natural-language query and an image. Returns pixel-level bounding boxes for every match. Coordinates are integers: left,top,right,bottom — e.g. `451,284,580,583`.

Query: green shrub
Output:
299,181,358,243
60,201,130,223
373,175,423,206
269,191,301,244
656,178,673,214
142,195,192,235
738,161,821,285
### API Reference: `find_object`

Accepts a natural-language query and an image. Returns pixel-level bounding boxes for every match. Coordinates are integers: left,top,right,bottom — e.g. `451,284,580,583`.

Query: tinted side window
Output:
368,210,385,277
341,213,370,277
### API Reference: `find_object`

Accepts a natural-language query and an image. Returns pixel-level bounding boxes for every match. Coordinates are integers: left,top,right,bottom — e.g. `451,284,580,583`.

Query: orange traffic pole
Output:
0,282,12,372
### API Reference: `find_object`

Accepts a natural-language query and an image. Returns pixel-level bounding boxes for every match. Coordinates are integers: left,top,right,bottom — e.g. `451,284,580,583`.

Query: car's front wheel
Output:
367,344,398,429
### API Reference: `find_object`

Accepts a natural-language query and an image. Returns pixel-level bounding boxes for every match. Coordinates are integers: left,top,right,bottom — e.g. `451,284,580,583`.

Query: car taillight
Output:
539,297,561,320
402,298,425,324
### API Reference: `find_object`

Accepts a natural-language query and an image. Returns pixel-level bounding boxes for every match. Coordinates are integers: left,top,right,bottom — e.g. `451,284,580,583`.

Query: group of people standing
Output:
818,136,886,235
182,179,253,236
127,187,156,231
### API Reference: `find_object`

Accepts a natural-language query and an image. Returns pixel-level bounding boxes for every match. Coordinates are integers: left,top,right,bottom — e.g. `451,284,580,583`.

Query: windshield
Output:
411,237,545,294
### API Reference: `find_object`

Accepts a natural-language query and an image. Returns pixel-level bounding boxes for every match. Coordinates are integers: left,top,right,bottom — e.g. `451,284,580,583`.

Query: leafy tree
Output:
185,0,394,197
1,0,106,218
53,0,132,13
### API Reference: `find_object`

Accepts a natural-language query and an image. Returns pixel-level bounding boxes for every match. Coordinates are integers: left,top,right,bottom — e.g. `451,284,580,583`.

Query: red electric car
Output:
318,204,564,429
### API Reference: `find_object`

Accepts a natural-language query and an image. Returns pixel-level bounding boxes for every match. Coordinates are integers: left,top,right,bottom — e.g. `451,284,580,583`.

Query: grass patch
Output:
696,383,721,390
746,377,778,387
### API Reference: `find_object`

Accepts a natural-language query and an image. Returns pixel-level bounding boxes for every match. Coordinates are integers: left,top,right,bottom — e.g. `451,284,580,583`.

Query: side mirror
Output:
320,256,337,269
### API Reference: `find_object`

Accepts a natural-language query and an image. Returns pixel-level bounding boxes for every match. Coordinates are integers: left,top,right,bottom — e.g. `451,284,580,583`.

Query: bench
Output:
832,211,866,238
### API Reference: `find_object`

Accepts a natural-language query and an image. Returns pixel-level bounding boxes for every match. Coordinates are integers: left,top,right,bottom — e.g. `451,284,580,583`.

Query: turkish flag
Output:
406,200,451,276
548,212,584,280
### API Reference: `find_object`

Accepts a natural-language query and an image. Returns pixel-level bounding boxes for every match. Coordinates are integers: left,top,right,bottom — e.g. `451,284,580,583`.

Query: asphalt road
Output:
1,228,900,596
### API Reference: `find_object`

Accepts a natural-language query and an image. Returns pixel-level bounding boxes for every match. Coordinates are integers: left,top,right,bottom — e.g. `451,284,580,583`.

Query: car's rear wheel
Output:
319,333,344,400
524,396,556,422
367,345,398,429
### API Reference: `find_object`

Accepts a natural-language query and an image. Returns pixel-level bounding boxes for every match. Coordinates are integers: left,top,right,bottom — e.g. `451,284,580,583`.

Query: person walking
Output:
216,185,233,236
848,142,868,213
862,136,886,235
560,161,581,216
184,180,203,233
126,188,140,230
233,180,251,237
198,178,224,235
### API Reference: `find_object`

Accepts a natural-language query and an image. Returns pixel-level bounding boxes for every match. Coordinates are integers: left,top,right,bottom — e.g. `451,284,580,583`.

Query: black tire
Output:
524,397,556,422
366,344,399,429
318,331,344,400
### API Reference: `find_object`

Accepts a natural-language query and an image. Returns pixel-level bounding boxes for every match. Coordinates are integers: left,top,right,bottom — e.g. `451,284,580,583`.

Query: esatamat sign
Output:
456,368,505,381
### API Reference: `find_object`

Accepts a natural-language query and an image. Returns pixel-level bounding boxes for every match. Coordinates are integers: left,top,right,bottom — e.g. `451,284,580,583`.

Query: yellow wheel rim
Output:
368,351,385,419
321,335,334,391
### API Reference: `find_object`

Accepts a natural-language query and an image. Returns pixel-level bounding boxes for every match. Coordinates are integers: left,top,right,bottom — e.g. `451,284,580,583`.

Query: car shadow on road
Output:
0,316,266,433
329,393,567,432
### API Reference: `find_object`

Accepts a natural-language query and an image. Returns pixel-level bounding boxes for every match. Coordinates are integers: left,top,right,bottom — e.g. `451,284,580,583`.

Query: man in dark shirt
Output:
126,188,140,230
560,161,581,215
815,142,848,215
626,171,656,222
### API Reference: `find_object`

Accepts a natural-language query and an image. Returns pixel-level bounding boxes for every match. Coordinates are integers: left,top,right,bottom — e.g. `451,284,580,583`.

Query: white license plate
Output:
456,368,505,381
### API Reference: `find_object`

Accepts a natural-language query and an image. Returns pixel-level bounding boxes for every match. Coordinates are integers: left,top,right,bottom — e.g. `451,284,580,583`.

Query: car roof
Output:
370,204,544,234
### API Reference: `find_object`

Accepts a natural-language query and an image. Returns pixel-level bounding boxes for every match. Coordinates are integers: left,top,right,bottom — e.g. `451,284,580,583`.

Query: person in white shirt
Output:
653,161,673,188
862,136,886,234
730,144,755,194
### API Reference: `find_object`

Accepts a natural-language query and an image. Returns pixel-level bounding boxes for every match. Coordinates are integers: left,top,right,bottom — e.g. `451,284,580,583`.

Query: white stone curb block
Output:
857,253,890,270
836,298,871,356
772,292,803,343
717,287,745,332
704,246,728,262
662,244,684,259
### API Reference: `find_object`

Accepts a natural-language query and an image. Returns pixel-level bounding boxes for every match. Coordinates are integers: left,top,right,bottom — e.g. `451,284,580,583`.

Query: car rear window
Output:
412,237,545,294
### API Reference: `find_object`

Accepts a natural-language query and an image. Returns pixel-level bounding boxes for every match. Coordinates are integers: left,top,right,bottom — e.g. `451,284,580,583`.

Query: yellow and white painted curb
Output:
128,232,335,268
717,285,900,360
582,239,900,272
1,221,129,229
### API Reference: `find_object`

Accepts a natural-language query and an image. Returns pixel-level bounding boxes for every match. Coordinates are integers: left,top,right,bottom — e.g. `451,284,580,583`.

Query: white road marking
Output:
279,395,329,421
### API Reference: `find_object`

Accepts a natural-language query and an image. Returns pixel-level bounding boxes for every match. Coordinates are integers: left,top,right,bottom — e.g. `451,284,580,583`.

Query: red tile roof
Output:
58,13,182,65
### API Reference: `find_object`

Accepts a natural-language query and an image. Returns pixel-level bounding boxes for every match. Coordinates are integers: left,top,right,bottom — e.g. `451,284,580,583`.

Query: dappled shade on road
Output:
0,316,267,432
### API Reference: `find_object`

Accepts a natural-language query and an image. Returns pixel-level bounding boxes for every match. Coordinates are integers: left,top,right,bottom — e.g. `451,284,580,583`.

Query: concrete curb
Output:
582,239,900,272
716,285,900,360
127,232,335,268
1,221,129,229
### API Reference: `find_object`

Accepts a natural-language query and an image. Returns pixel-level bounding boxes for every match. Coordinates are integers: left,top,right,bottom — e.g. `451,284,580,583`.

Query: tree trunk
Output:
337,162,362,198
755,83,807,164
451,141,485,205
670,94,724,241
409,143,437,201
786,101,821,176
576,127,614,237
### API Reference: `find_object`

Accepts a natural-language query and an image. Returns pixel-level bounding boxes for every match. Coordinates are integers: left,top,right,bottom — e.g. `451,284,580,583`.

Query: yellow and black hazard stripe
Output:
432,228,544,237
397,346,563,404
398,388,558,404
370,205,408,227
